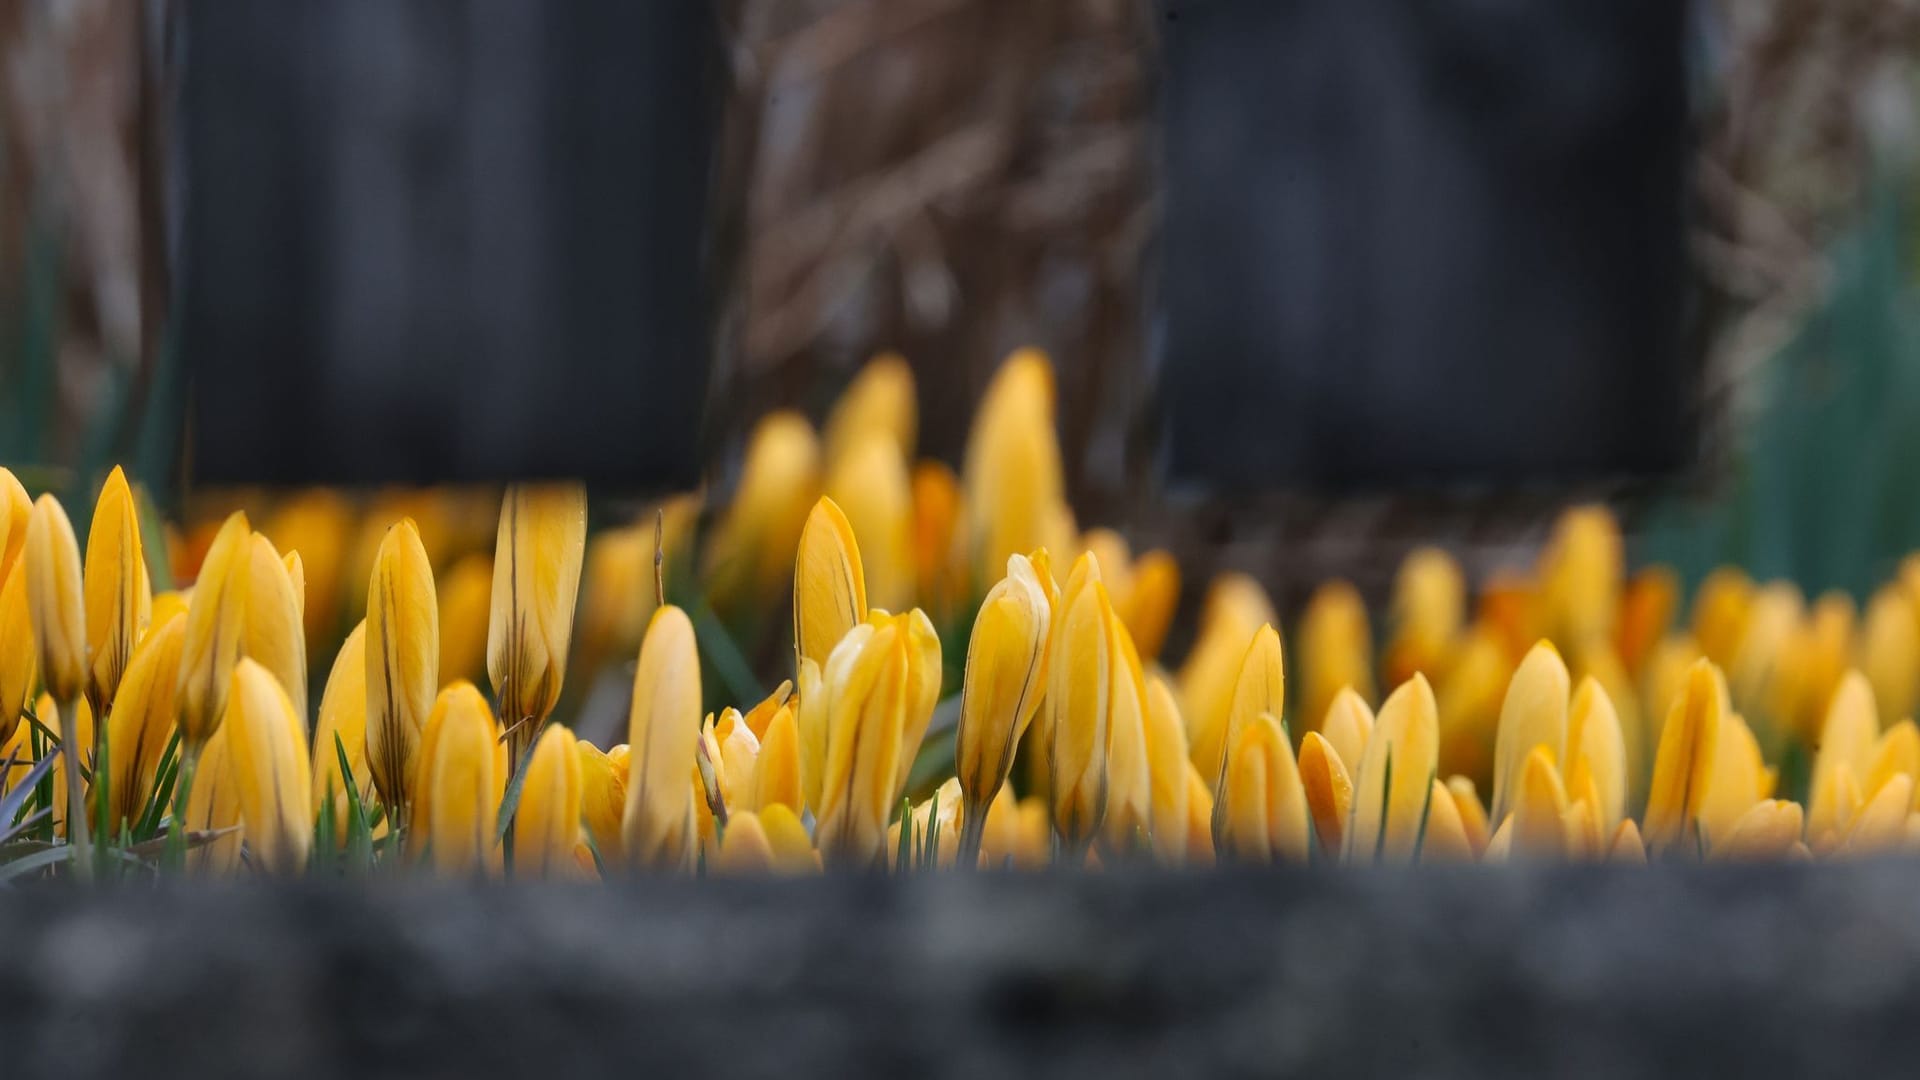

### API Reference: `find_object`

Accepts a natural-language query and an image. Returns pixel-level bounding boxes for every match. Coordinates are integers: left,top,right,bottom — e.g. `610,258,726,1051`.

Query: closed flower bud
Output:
961,350,1067,587
177,512,252,750
1299,731,1351,859
101,612,186,833
244,533,308,721
25,494,86,704
824,352,917,468
954,553,1051,857
1297,581,1374,736
0,468,32,580
83,467,151,711
1047,553,1114,856
705,412,821,612
578,741,628,865
1320,687,1375,782
1509,746,1569,859
1643,658,1727,856
792,496,868,674
365,519,439,817
1143,676,1192,866
225,658,314,874
515,723,584,878
1490,641,1569,826
1102,609,1151,855
312,621,374,843
1421,778,1477,862
1179,574,1278,791
1615,566,1679,676
758,803,823,873
1218,712,1309,863
1860,584,1919,728
749,703,803,812
184,724,243,874
422,682,503,876
1536,504,1622,648
1563,676,1626,837
1211,623,1285,838
1699,712,1768,847
622,606,703,871
1446,776,1492,859
0,565,36,746
1349,674,1441,863
825,434,914,616
814,616,911,865
488,483,587,760
1807,671,1878,842
1842,773,1913,855
1385,547,1464,687
1711,799,1803,860
1691,567,1753,669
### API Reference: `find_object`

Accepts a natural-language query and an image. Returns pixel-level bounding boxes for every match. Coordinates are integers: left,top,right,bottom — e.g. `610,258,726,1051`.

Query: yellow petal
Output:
1101,607,1151,853
1143,675,1192,866
1698,712,1767,847
423,682,501,876
577,740,628,866
792,496,868,674
83,467,150,711
1860,584,1920,728
1296,581,1373,738
438,553,494,687
749,704,803,812
515,723,584,878
0,468,33,582
25,494,86,702
825,434,914,615
177,512,251,749
1807,671,1882,841
1843,773,1914,856
824,352,917,469
1046,556,1113,854
1446,776,1492,859
1563,676,1627,836
1640,634,1701,737
0,565,38,746
1218,715,1274,862
1608,818,1647,864
1643,658,1726,855
100,612,185,834
1384,546,1464,687
1509,746,1569,858
1122,550,1180,664
713,809,778,874
961,349,1066,586
704,412,820,612
365,519,439,816
243,533,307,721
1320,687,1376,781
184,723,242,874
1348,674,1440,863
892,608,943,799
1178,573,1277,785
1490,641,1569,826
1421,777,1475,862
226,658,314,874
485,482,586,750
1212,623,1285,829
1711,799,1804,861
1299,731,1352,859
815,619,907,864
954,553,1052,845
622,606,703,871
757,803,821,873
312,621,373,843
1692,567,1754,668
1866,719,1920,809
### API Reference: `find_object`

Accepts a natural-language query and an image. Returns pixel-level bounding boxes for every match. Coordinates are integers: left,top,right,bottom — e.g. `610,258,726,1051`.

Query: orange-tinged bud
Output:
487,483,587,758
515,723,584,879
1616,566,1679,675
1297,581,1373,736
1644,659,1726,856
1298,731,1352,858
365,519,439,816
909,461,964,620
1490,641,1569,825
25,494,86,704
83,467,151,711
177,512,252,750
622,606,703,871
1348,674,1441,864
100,612,185,833
225,658,313,874
792,496,868,674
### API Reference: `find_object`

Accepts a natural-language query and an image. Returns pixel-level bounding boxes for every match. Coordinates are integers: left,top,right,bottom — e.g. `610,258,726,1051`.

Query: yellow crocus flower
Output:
622,606,702,871
1298,731,1351,859
244,533,307,721
365,519,439,818
792,496,867,674
1347,674,1440,863
515,723,584,879
1047,553,1114,856
1297,580,1374,737
99,611,185,834
83,466,151,712
1142,675,1192,866
225,658,313,875
1490,641,1569,825
824,435,914,616
954,553,1052,860
1177,572,1277,783
486,480,588,762
422,682,502,876
1643,658,1726,856
1384,546,1464,687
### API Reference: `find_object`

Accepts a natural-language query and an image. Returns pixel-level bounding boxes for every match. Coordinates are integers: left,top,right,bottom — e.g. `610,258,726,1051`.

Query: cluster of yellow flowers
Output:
1,350,1915,878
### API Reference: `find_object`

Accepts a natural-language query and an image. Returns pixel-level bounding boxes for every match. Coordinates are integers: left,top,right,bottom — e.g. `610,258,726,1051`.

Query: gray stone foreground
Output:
3,862,1919,1078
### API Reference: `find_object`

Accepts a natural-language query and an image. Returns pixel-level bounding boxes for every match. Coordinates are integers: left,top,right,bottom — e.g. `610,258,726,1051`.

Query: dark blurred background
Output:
1,0,1917,611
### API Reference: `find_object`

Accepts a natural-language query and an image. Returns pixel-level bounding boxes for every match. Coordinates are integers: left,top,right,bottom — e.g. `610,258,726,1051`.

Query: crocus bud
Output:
622,606,703,871
758,803,823,873
1691,567,1753,669
1320,687,1375,781
365,519,439,817
1101,608,1151,854
83,466,151,711
1385,547,1464,686
824,352,917,468
1842,773,1912,856
1699,712,1767,848
25,494,85,704
1047,553,1114,856
177,512,251,750
1179,574,1277,788
1711,799,1803,861
1807,671,1878,842
1142,676,1192,866
184,725,243,874
705,411,821,611
1218,712,1309,863
961,350,1066,586
954,553,1051,855
226,658,314,875
243,533,308,721
825,434,914,615
1509,746,1569,859
1297,581,1373,736
101,612,186,833
422,682,502,876
0,468,32,580
792,497,868,674
1490,641,1569,826
1866,720,1919,803
578,741,628,866
1446,776,1492,858
1643,658,1726,856
714,810,779,874
515,723,584,879
312,621,373,843
812,617,909,865
0,566,36,746
1298,731,1351,859
1211,623,1285,837
1421,778,1476,862
889,608,943,799
1536,504,1622,649
1349,674,1441,863
1563,676,1626,837
488,483,587,760
748,703,803,812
